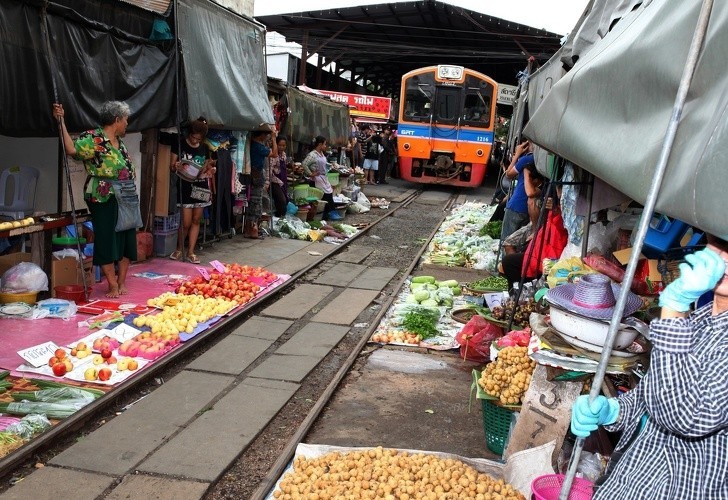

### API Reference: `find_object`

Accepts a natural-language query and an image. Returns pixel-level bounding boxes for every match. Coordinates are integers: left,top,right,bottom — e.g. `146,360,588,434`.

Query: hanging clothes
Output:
214,148,233,235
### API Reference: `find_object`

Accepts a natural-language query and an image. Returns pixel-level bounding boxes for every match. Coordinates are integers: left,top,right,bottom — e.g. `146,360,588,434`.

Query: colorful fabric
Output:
73,128,135,203
597,304,728,499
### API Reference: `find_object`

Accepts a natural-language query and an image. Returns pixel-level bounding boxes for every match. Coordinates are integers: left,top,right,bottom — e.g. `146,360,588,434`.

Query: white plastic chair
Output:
0,166,39,220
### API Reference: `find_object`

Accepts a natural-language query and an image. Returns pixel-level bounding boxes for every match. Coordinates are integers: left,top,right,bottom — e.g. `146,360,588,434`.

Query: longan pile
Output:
479,346,536,406
273,447,524,500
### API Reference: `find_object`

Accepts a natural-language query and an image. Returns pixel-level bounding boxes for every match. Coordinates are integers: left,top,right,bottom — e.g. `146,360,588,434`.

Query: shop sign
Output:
314,90,391,119
196,267,211,281
210,260,227,273
497,84,518,106
503,364,582,461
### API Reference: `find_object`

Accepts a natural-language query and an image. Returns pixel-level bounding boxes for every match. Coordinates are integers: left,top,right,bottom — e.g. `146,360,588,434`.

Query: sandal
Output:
169,250,183,261
187,253,201,264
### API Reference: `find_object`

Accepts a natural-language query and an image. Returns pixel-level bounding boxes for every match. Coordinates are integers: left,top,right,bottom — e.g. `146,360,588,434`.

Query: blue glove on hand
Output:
658,248,726,312
571,395,619,438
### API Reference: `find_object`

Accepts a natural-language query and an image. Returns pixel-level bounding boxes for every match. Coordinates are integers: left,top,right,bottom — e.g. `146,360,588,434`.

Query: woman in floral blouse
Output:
52,101,137,298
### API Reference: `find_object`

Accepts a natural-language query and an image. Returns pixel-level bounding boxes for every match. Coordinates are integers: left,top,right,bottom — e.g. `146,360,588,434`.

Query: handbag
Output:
189,184,212,203
109,179,143,232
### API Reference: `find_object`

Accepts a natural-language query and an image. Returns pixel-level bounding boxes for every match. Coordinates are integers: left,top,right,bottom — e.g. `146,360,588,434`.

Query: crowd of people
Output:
344,120,397,185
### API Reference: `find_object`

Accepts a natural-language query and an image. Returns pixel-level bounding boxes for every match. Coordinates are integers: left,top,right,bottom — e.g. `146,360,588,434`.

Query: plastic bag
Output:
546,256,596,288
455,315,504,363
356,192,372,210
4,414,51,439
583,254,625,283
1,262,48,292
286,202,298,215
36,299,77,320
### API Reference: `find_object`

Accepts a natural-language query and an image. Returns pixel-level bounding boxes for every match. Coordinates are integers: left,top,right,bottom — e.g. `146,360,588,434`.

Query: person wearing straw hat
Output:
570,243,728,499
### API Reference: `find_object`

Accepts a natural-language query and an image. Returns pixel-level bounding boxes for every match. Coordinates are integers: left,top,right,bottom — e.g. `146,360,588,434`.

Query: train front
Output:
397,65,497,187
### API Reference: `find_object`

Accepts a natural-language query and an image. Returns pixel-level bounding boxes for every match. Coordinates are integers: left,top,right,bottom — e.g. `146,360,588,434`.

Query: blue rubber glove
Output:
570,395,619,438
658,248,726,312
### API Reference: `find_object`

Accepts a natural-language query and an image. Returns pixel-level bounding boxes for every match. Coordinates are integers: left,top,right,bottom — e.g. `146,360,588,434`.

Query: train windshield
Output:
403,73,435,122
462,75,493,128
434,86,459,123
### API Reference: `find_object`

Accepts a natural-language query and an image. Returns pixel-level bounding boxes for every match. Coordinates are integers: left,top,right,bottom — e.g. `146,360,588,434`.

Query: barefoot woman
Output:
52,101,138,298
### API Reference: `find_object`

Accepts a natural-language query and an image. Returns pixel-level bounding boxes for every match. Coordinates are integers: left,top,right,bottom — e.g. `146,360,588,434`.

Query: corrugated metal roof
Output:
118,0,172,15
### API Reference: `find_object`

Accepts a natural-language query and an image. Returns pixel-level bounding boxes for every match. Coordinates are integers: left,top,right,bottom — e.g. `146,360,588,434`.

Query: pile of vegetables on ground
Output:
0,373,106,458
423,202,500,270
466,276,509,292
479,220,503,239
405,276,461,307
273,447,525,499
273,218,358,242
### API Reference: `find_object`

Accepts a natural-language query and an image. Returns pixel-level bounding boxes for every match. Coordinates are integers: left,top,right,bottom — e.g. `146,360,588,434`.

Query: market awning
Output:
0,0,176,136
523,0,728,238
281,87,350,148
177,0,273,130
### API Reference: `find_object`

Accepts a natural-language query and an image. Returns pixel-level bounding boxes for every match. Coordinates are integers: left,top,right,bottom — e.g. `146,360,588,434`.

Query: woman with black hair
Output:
169,117,216,263
302,136,336,221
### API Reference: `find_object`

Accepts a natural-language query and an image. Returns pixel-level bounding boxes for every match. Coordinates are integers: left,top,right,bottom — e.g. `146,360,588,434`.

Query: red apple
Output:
54,349,67,360
98,367,112,381
106,355,117,365
48,356,59,367
100,348,113,359
52,362,67,377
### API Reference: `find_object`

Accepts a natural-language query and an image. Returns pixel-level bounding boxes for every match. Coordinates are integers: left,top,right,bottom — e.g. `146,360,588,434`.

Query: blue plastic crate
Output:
642,215,690,259
153,213,181,233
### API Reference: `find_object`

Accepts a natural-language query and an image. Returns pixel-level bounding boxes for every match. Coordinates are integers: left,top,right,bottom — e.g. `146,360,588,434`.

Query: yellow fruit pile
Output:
479,346,535,406
137,292,235,335
273,447,524,499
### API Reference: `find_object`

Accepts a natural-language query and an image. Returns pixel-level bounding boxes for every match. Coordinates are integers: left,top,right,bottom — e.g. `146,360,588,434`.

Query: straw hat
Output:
545,273,642,320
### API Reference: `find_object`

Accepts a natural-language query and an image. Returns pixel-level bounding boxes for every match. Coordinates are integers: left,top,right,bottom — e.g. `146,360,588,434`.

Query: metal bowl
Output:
176,159,203,182
548,304,647,352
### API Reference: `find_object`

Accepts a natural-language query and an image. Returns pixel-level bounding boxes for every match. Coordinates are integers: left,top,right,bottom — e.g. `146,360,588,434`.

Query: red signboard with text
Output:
315,90,391,120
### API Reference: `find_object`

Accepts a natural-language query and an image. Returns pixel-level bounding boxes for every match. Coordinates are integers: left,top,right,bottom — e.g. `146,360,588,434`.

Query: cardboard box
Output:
0,253,32,277
613,247,662,282
51,257,93,296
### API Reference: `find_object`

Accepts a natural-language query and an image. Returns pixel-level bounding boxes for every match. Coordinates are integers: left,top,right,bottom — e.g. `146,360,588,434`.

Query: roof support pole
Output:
559,0,715,498
298,29,309,85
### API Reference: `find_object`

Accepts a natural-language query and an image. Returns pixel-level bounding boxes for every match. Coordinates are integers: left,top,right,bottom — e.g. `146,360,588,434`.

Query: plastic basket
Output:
531,474,593,500
327,172,340,186
481,399,513,455
642,215,690,258
292,185,324,201
0,291,38,305
153,212,181,233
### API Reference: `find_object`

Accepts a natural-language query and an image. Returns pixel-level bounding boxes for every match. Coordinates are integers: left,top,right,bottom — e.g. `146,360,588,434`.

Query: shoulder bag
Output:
109,179,143,231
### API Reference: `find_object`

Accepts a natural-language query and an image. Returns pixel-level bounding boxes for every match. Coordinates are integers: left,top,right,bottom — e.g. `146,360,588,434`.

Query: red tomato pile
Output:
175,264,277,305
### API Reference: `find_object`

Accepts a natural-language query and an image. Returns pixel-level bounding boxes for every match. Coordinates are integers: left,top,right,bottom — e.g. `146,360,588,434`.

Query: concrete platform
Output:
332,245,374,263
349,266,400,290
313,262,367,287
186,335,274,375
106,474,209,500
274,322,350,357
137,378,299,482
310,288,380,325
260,284,333,319
0,466,115,500
230,316,293,340
50,371,234,475
248,353,327,383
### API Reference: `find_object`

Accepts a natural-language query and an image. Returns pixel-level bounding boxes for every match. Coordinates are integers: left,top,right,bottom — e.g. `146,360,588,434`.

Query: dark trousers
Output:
271,183,287,217
378,153,394,182
321,192,334,218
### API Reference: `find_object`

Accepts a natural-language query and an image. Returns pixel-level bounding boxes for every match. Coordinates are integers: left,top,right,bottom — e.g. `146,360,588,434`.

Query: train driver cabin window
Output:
404,74,434,122
463,76,493,127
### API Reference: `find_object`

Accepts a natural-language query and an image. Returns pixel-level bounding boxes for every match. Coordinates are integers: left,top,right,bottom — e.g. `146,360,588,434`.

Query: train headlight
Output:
403,143,411,151
476,149,484,157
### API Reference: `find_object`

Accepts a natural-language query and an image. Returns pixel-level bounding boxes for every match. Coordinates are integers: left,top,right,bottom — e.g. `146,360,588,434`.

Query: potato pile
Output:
273,447,524,499
370,330,422,345
479,346,536,406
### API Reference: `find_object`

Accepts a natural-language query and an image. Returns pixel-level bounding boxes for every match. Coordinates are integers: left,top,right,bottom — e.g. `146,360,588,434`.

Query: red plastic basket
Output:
531,474,593,500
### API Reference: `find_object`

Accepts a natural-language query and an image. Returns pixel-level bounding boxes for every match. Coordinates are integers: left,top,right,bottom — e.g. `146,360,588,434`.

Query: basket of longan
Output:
477,346,536,455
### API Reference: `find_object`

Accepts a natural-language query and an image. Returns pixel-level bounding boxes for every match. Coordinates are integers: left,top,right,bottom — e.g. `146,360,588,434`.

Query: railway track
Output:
0,185,472,497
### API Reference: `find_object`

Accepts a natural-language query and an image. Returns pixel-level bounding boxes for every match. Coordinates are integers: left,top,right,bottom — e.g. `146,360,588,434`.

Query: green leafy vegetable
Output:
479,221,503,239
401,312,440,339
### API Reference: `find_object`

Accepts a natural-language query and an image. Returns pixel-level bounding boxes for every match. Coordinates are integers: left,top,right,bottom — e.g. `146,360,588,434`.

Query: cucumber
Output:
411,275,436,284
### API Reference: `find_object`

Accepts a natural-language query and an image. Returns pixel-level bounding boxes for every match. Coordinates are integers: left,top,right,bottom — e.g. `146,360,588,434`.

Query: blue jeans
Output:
501,208,529,242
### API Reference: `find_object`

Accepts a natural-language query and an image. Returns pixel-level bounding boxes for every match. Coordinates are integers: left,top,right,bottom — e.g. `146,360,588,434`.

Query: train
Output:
397,65,497,187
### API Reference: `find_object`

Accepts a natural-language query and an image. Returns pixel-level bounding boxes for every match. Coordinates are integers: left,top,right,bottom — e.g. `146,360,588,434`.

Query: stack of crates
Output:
153,212,180,257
